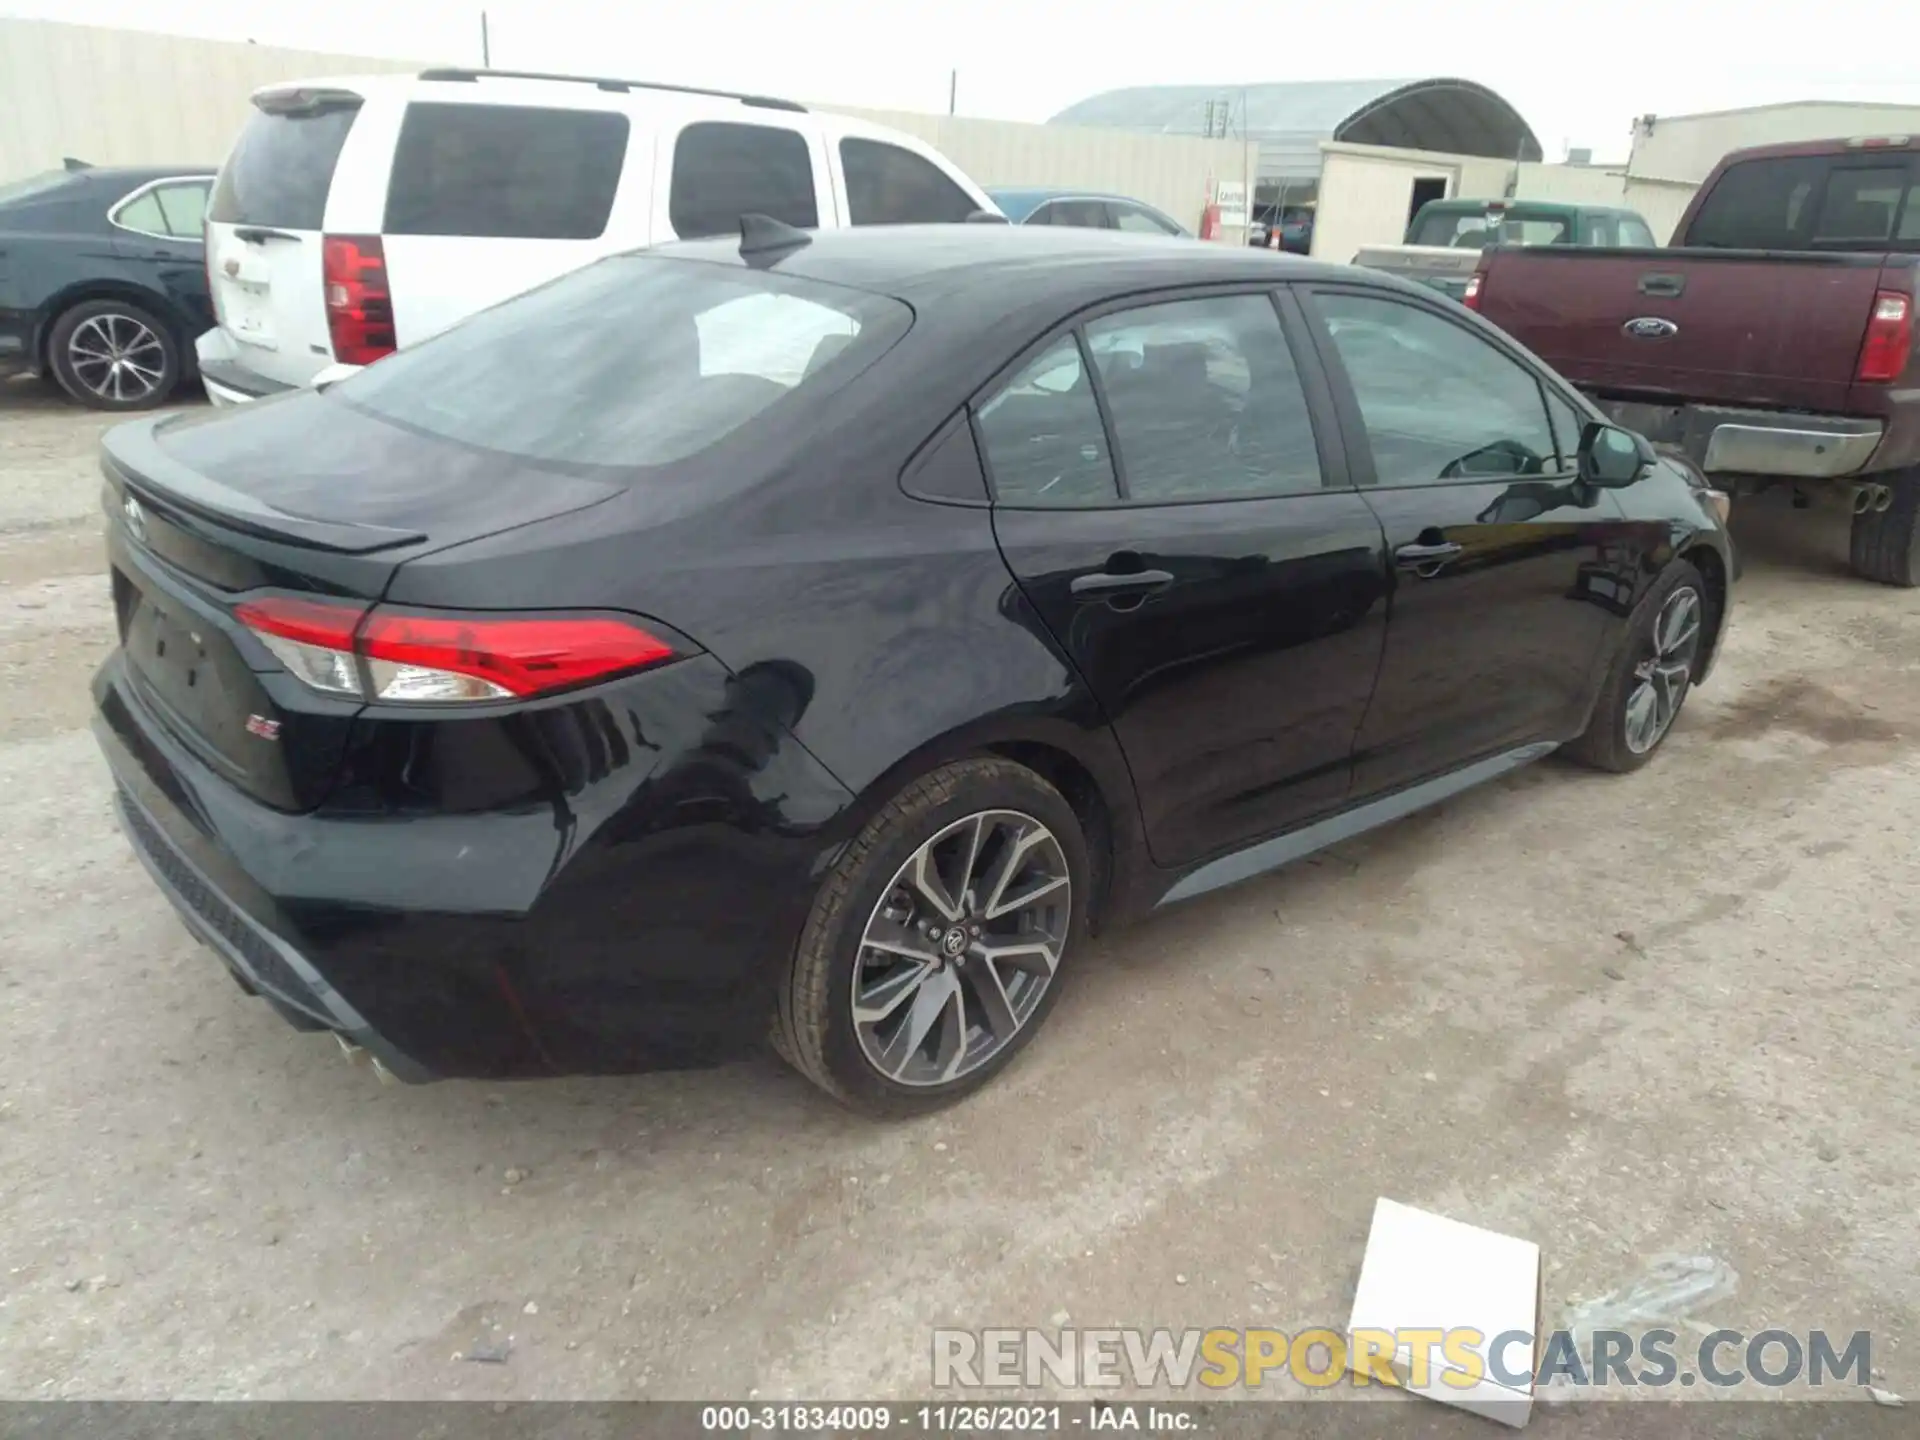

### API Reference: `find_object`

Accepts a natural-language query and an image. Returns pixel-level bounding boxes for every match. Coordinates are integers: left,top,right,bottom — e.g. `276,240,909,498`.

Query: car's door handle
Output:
1394,540,1464,568
1638,272,1685,298
1070,568,1175,597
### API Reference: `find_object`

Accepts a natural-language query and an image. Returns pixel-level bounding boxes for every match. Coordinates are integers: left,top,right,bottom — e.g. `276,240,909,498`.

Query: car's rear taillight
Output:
235,596,675,704
1462,272,1484,311
322,234,395,366
1856,290,1913,384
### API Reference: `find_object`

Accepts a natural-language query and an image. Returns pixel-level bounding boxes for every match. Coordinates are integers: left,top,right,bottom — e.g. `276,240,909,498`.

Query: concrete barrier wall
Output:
823,106,1254,242
0,18,428,177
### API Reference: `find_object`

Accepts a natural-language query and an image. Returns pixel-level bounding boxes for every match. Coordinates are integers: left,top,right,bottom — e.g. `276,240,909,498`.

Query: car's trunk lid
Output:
101,398,624,811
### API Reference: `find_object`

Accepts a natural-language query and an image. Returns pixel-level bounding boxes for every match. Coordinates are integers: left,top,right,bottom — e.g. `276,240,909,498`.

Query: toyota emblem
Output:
223,257,240,277
122,494,147,542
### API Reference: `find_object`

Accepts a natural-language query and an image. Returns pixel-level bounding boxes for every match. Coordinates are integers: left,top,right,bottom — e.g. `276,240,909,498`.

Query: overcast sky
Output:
7,0,1920,161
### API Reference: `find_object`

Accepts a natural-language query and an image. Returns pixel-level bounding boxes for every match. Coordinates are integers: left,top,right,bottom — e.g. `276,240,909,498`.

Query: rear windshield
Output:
208,96,360,230
1411,209,1569,248
0,171,80,206
1687,156,1920,249
331,256,911,470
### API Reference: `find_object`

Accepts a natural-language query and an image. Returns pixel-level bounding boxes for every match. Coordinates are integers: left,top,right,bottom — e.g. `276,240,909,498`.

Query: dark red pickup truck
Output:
1466,136,1920,585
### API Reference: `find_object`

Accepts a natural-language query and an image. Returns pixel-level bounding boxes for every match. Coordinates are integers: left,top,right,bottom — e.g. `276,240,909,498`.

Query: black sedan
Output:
91,222,1734,1114
0,162,215,410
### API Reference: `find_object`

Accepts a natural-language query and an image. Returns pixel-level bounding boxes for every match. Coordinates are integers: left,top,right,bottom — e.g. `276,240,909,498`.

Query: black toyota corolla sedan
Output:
92,223,1734,1114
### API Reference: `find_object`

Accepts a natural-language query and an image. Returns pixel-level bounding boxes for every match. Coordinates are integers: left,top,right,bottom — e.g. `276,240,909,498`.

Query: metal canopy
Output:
1050,77,1543,179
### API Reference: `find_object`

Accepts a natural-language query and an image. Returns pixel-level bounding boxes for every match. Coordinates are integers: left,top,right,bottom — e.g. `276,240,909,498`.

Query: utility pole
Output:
948,69,957,116
1240,86,1251,245
480,10,491,66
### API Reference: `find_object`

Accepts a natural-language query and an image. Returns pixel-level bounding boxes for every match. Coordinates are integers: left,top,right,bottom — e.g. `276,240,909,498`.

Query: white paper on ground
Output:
1347,1197,1542,1428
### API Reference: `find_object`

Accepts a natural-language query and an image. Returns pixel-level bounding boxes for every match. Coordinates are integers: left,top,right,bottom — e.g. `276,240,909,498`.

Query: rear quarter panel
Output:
379,381,1149,915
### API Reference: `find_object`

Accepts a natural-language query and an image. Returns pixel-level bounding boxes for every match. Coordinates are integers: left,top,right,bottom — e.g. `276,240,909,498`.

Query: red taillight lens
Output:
360,612,676,701
1856,289,1913,384
235,595,675,704
321,234,395,366
1462,272,1484,310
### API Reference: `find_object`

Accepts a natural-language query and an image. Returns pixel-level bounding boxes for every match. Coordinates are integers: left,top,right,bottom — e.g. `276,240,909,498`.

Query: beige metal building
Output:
0,17,1249,242
1626,100,1920,184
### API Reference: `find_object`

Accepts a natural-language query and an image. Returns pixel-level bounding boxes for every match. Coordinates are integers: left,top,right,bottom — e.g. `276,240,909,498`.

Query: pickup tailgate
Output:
1474,248,1887,413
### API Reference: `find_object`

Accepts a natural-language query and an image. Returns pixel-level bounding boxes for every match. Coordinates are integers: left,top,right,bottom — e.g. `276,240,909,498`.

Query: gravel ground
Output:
1,378,1915,1406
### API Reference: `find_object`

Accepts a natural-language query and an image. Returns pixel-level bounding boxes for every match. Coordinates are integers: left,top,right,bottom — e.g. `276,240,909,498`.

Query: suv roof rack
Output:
417,67,805,113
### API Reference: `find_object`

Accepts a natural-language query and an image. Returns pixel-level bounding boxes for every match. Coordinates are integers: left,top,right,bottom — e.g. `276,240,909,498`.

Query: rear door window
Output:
671,122,817,238
840,138,978,225
1036,199,1110,229
330,255,905,470
1113,203,1181,235
208,99,360,230
1617,215,1658,247
1087,294,1324,501
113,180,211,239
385,103,630,240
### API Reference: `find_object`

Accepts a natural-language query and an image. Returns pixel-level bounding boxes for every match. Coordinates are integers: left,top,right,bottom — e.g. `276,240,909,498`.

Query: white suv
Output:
195,68,999,405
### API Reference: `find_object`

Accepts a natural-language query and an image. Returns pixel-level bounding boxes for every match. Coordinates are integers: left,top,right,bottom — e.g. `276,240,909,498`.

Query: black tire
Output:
1563,559,1708,774
776,757,1089,1116
46,298,180,412
1849,471,1920,587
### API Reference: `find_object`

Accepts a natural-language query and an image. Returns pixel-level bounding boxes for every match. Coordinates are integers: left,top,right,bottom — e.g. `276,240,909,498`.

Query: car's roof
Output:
988,186,1161,217
653,223,1348,309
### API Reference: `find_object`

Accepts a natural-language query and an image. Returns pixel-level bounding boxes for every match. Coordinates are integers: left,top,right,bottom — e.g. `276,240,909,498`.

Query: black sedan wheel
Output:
1565,560,1707,773
48,299,179,411
777,757,1087,1115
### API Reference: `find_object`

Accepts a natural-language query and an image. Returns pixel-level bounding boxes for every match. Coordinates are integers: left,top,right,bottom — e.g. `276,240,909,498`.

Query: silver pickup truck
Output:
1352,199,1659,301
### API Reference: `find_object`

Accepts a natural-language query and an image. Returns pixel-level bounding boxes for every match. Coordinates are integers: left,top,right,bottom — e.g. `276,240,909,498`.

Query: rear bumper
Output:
91,648,850,1080
193,328,299,407
1592,398,1884,480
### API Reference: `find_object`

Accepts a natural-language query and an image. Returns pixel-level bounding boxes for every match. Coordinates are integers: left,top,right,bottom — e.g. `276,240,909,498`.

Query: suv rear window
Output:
670,123,817,239
208,96,361,231
385,103,630,240
331,255,909,469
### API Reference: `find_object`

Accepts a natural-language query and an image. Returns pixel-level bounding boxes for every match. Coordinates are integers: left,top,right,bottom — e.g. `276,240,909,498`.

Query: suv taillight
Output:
1856,290,1913,384
322,234,395,365
1462,272,1484,311
235,595,676,704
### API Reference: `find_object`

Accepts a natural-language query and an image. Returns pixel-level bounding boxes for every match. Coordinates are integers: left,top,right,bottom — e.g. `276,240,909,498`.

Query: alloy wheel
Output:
67,313,167,405
851,809,1071,1087
1624,585,1703,755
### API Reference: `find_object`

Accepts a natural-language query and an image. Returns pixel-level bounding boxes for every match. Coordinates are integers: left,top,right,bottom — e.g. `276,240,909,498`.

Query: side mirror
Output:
1579,422,1654,487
